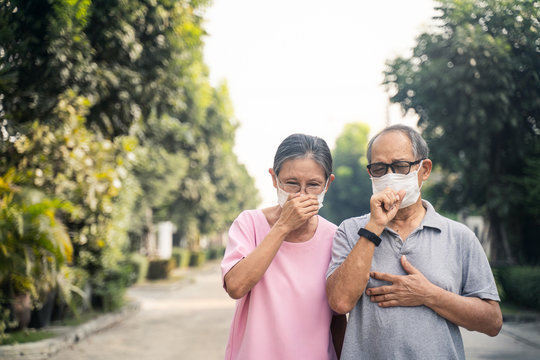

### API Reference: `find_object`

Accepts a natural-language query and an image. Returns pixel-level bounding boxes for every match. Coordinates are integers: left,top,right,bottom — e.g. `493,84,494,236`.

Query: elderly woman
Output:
221,134,346,360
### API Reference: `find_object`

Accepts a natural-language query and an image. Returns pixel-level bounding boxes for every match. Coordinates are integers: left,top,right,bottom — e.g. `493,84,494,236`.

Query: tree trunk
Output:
144,206,156,257
487,210,515,265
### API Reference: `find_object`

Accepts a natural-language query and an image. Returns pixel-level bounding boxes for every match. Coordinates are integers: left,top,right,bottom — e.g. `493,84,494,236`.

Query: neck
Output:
391,199,425,225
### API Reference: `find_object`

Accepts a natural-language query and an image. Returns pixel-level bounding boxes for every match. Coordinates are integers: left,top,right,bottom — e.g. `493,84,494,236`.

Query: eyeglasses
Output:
277,178,327,195
367,159,425,178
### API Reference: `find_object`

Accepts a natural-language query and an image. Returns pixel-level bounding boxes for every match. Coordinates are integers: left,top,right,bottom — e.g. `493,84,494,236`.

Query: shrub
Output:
496,266,540,311
127,253,149,285
146,259,173,280
189,251,206,267
171,248,191,268
206,247,225,260
91,264,132,312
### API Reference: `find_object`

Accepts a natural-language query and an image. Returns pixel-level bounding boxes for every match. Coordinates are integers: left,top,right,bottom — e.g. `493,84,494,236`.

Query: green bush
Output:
171,248,191,268
127,253,149,285
91,264,133,312
496,266,540,311
206,247,225,260
146,259,173,280
189,251,206,267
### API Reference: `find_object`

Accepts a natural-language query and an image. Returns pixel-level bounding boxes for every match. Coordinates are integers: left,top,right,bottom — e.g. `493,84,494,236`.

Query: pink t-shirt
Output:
221,209,338,360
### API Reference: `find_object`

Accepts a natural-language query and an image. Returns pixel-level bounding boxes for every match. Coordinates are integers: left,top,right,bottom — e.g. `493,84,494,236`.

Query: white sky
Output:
203,0,438,208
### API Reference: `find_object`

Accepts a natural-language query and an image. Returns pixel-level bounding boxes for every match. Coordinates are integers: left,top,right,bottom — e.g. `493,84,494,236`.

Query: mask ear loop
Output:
322,178,330,194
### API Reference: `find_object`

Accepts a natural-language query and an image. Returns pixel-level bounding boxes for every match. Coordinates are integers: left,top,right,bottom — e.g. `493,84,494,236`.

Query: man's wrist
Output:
358,228,382,247
364,222,384,236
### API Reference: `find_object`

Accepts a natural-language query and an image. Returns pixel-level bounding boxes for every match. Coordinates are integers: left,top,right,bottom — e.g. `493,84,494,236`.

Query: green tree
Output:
0,0,93,135
384,0,540,263
321,123,372,225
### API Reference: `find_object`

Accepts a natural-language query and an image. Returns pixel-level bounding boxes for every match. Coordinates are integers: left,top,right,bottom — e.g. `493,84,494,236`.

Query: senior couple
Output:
221,125,502,360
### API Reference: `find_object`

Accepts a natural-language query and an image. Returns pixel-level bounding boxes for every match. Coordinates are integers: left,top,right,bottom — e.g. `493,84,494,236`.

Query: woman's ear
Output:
326,174,336,190
269,168,278,188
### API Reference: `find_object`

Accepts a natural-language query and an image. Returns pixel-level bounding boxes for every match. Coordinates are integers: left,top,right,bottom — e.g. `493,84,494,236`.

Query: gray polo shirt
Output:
327,200,500,360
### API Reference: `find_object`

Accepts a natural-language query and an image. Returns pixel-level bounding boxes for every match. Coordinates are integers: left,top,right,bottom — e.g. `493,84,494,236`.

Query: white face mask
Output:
370,161,423,209
276,177,328,210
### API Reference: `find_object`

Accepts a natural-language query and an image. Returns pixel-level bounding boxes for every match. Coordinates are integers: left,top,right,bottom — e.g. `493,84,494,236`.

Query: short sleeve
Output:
326,219,357,279
460,230,500,301
221,211,257,288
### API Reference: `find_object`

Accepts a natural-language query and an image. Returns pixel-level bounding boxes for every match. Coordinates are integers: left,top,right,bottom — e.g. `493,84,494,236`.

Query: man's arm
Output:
326,224,379,314
367,255,503,336
326,189,405,314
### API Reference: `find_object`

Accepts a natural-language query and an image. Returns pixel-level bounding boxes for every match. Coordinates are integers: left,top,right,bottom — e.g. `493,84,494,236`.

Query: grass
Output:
1,329,57,345
0,310,104,346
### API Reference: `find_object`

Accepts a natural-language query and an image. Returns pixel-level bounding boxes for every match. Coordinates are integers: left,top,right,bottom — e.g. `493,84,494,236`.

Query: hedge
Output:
495,266,540,311
171,248,191,268
127,253,149,285
189,251,207,267
147,259,174,280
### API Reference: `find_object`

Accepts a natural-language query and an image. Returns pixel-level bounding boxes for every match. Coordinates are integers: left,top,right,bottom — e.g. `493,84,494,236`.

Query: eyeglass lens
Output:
369,161,416,177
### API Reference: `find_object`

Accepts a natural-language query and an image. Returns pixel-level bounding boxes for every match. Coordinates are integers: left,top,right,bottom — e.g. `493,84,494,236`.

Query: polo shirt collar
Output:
420,199,443,231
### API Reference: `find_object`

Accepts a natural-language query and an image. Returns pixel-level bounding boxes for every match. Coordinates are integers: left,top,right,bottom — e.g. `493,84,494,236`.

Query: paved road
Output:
50,261,540,360
49,262,235,360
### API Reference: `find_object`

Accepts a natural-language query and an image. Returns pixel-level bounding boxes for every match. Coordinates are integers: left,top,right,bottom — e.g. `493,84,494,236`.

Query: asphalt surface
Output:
48,261,540,360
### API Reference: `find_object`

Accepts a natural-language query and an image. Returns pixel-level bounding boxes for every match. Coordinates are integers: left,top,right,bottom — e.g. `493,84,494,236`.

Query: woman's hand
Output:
275,193,319,232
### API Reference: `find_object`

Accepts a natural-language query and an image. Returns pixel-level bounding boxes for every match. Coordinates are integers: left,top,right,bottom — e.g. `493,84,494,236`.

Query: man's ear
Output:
421,159,432,181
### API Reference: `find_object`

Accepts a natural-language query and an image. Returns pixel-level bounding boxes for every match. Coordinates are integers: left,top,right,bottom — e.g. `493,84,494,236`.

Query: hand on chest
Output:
368,242,463,294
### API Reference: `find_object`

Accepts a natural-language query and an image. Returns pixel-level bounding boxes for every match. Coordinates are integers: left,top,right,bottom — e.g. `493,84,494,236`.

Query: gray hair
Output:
366,124,429,162
273,134,333,180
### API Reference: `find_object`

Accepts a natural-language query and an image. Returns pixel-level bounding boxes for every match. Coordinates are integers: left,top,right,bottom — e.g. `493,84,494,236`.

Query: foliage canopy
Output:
384,0,540,263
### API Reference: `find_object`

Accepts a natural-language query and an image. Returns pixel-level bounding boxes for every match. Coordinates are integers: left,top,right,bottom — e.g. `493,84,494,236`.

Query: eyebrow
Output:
282,176,324,182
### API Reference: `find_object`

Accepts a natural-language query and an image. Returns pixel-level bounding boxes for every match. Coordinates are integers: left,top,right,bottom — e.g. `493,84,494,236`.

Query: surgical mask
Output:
370,161,423,209
276,177,328,209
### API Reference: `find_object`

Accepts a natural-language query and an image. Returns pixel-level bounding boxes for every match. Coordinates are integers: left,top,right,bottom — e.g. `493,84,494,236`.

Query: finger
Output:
366,285,392,296
400,255,419,275
397,189,406,203
370,271,397,283
376,300,400,308
382,191,396,211
370,293,397,302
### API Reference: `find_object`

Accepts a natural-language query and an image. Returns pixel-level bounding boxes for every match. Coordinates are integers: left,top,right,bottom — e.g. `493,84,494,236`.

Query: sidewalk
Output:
2,260,539,359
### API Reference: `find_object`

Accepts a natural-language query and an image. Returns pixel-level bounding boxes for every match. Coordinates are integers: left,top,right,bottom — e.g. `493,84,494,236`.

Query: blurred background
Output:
0,0,538,347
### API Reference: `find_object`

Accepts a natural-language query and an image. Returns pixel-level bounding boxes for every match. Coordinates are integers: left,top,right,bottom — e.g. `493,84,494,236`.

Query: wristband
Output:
357,228,382,247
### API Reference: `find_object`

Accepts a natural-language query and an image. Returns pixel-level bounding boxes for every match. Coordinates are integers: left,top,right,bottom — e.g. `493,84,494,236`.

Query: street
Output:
49,262,235,360
49,261,540,360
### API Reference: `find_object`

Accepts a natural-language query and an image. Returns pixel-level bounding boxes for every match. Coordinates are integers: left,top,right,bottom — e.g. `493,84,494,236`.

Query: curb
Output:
503,313,540,323
0,301,140,360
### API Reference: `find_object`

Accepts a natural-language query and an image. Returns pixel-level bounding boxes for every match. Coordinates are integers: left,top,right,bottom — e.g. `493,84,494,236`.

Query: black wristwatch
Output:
357,228,382,247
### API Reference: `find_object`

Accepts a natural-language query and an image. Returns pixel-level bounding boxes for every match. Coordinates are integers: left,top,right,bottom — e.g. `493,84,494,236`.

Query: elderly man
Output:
326,124,502,359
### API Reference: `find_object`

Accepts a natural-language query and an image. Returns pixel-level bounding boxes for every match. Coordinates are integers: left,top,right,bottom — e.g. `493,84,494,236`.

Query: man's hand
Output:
368,188,407,230
366,255,434,307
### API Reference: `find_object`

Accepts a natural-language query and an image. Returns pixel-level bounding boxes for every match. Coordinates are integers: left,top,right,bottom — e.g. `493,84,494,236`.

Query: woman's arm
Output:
224,222,289,299
224,194,319,299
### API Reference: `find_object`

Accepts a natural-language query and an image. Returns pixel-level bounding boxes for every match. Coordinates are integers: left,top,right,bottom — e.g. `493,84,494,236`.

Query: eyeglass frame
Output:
276,176,329,195
366,158,426,178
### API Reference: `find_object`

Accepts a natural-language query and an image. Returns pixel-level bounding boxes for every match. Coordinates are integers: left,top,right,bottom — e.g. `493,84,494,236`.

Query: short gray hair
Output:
366,124,429,162
273,134,333,180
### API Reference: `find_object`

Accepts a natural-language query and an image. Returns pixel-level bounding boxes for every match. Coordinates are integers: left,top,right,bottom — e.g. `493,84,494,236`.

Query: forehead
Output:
279,157,325,178
371,131,414,162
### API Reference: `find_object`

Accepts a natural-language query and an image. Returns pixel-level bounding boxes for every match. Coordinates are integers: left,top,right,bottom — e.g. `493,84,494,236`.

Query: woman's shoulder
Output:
317,215,338,232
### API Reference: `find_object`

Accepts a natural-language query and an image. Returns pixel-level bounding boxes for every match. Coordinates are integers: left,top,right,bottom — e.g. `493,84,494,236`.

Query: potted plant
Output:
0,169,73,332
